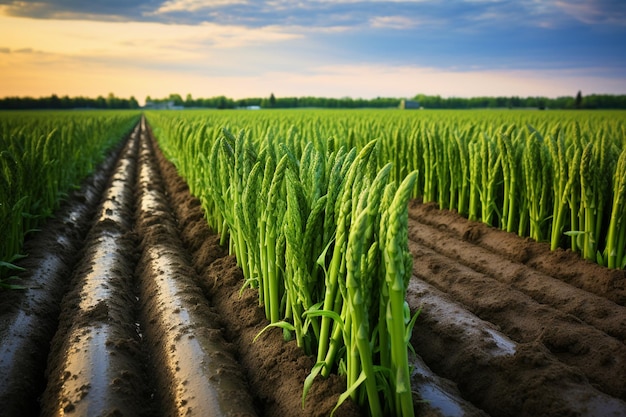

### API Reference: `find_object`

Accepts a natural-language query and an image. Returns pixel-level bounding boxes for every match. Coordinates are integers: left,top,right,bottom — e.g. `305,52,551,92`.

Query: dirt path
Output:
1,119,625,416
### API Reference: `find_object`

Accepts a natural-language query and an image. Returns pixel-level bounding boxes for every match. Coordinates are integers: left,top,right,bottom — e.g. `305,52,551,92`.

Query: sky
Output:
0,0,625,104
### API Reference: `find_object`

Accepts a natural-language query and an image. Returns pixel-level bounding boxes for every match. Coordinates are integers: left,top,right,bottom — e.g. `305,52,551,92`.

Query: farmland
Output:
0,109,625,416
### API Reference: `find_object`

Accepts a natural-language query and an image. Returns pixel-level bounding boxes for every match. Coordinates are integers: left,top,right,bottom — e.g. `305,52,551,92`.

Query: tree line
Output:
130,91,626,110
146,93,402,109
0,93,140,110
411,92,626,110
2,91,625,110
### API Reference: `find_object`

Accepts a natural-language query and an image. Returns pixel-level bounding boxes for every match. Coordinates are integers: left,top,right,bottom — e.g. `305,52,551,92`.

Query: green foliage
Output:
148,110,419,416
147,107,626,416
0,110,140,283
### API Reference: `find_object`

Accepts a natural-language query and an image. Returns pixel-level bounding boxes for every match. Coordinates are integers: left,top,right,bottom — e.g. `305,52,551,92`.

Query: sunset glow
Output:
1,1,624,103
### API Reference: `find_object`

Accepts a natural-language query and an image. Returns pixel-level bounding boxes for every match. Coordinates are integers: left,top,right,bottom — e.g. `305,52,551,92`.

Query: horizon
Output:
1,1,625,105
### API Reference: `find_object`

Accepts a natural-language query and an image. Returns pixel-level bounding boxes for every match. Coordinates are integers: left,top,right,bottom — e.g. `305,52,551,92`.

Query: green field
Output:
0,110,140,285
148,109,626,268
146,108,625,416
2,108,625,416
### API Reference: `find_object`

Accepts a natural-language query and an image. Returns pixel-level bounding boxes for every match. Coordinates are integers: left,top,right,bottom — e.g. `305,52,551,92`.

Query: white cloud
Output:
555,0,626,25
369,16,420,29
152,0,248,14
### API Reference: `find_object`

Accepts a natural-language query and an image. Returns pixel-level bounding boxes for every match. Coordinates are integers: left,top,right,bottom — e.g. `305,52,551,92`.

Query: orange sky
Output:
1,1,625,104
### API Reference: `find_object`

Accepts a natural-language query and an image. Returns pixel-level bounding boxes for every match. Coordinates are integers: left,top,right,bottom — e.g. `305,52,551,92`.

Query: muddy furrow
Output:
0,134,127,417
408,204,626,342
41,127,152,416
408,201,626,306
407,216,626,402
407,276,626,417
135,118,258,417
409,353,489,417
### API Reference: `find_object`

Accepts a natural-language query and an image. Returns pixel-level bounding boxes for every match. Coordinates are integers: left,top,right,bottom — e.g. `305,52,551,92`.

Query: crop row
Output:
148,109,626,269
147,111,419,416
0,111,140,284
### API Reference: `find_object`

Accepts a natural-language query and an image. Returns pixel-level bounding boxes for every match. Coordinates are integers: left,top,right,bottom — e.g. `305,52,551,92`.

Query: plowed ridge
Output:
407,201,626,416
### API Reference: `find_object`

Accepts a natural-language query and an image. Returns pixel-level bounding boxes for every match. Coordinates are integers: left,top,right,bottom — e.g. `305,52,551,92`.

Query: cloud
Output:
3,48,622,103
555,0,626,25
0,1,149,21
2,0,625,31
154,0,248,13
369,16,421,29
0,0,624,101
0,14,301,58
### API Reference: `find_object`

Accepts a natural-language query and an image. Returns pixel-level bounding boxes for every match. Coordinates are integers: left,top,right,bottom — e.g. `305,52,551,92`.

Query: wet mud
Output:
407,201,626,416
1,118,625,416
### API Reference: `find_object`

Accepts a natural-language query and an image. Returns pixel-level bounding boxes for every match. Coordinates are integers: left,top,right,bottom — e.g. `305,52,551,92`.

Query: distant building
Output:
143,100,184,110
399,99,421,109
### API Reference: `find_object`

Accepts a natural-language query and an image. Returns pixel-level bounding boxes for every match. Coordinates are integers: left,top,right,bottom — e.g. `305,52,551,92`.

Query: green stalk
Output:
548,130,566,250
580,143,596,260
606,148,626,268
384,171,418,417
317,140,377,374
454,130,470,216
468,142,480,222
264,154,290,323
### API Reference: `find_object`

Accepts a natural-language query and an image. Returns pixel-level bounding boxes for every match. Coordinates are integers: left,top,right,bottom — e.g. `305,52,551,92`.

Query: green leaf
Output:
564,230,587,237
302,361,325,409
316,236,335,272
253,321,296,343
0,277,26,290
239,276,258,296
0,261,26,272
302,308,345,333
405,307,421,344
331,370,367,417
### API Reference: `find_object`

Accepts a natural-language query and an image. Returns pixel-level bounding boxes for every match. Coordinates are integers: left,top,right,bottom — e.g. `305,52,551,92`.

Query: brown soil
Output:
1,118,625,417
407,201,626,416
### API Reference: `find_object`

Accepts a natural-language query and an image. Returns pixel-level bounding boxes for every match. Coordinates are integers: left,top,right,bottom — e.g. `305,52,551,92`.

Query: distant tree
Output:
168,93,184,106
216,95,228,109
185,93,194,107
129,96,139,109
269,93,276,108
575,90,583,109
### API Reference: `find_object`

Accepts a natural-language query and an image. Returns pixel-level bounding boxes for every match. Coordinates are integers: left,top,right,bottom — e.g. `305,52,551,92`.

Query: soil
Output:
1,118,625,417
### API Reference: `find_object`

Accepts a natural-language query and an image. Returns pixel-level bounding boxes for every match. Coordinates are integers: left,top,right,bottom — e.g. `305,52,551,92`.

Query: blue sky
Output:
1,0,625,102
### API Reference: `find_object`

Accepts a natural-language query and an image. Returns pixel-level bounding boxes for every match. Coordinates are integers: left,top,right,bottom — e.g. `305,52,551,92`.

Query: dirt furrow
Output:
406,200,626,415
408,353,489,417
135,119,258,417
41,127,151,416
408,204,626,343
408,235,626,398
408,201,626,306
407,276,626,416
0,133,127,417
